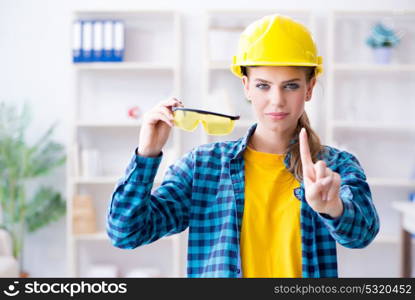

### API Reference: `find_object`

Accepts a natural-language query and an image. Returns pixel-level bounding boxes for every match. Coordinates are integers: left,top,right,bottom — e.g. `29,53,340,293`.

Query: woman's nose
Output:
269,89,285,107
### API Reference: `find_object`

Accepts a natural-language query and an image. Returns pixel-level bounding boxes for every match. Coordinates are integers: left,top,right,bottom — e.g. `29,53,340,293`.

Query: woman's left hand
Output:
299,128,343,218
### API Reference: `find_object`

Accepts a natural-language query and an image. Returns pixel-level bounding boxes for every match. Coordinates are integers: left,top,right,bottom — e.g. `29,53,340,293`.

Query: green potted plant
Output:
366,22,401,64
0,101,66,276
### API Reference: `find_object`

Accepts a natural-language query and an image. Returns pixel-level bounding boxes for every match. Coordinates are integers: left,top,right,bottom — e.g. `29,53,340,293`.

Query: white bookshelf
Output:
332,121,415,131
73,176,163,187
201,10,317,144
74,62,175,70
74,231,178,242
333,63,415,72
76,121,142,128
67,10,184,278
368,178,415,188
326,10,415,248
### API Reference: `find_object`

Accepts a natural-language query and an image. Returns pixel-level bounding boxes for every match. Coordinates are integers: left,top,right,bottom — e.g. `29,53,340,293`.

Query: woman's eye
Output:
285,83,300,90
256,83,269,90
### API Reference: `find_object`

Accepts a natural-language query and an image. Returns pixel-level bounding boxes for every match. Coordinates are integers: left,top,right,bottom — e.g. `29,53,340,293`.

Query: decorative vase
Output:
373,47,392,64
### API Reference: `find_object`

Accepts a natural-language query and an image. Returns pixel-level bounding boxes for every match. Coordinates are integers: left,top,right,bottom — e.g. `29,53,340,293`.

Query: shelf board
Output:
209,26,245,32
339,233,415,244
74,232,108,241
392,201,415,216
74,231,178,242
74,9,177,16
332,121,414,132
74,177,120,185
76,121,141,128
73,62,175,71
208,61,230,70
207,9,310,15
373,234,398,243
367,178,415,188
333,63,415,72
73,176,162,186
369,234,415,244
332,9,414,16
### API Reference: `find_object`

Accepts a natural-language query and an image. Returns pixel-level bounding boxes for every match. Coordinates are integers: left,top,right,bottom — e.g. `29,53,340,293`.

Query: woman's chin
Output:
258,119,296,133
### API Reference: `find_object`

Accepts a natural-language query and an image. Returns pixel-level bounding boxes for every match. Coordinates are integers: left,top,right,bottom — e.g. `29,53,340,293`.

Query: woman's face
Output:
242,66,316,133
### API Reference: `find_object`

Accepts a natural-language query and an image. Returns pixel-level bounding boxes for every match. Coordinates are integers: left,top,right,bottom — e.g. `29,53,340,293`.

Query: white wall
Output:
1,0,414,277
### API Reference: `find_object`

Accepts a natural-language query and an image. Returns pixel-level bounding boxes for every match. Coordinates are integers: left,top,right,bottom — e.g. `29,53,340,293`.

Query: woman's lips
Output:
265,112,289,120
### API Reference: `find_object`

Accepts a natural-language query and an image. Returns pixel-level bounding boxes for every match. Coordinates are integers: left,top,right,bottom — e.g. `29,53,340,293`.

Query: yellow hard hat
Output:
231,14,323,78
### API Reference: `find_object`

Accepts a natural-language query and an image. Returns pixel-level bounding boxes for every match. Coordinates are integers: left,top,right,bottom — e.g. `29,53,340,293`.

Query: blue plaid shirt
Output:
107,123,379,277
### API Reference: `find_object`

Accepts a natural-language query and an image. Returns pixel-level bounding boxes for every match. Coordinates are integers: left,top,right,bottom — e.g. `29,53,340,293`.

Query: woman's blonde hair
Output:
241,66,324,182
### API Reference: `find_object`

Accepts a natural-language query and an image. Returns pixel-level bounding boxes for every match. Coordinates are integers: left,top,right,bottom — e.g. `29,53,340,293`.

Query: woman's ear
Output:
242,75,250,100
305,77,317,102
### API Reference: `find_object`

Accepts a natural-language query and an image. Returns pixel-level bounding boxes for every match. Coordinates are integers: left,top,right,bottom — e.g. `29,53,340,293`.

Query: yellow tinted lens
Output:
201,114,235,135
173,110,200,132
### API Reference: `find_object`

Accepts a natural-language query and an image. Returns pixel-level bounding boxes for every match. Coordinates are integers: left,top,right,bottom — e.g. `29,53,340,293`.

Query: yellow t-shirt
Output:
241,145,302,278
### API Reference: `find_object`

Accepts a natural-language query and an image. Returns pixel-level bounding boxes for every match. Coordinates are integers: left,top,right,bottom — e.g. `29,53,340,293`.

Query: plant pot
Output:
373,47,393,64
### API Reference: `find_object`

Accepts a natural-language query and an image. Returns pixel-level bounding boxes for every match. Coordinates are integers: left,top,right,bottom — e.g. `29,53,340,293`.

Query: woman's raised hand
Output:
299,128,343,218
138,97,184,157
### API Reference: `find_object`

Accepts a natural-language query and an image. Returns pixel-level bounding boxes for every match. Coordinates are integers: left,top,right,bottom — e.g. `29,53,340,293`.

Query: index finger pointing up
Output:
299,127,315,181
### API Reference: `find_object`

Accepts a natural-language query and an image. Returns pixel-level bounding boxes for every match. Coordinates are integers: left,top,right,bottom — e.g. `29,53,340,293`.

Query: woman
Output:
107,14,379,278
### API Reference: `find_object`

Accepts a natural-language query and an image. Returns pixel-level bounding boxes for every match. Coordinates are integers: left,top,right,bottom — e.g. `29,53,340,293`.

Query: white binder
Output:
72,20,82,62
103,20,114,61
113,20,125,62
82,20,93,62
92,20,104,62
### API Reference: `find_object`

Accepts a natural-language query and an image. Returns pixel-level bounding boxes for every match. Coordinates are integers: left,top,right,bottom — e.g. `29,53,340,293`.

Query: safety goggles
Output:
172,107,240,136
